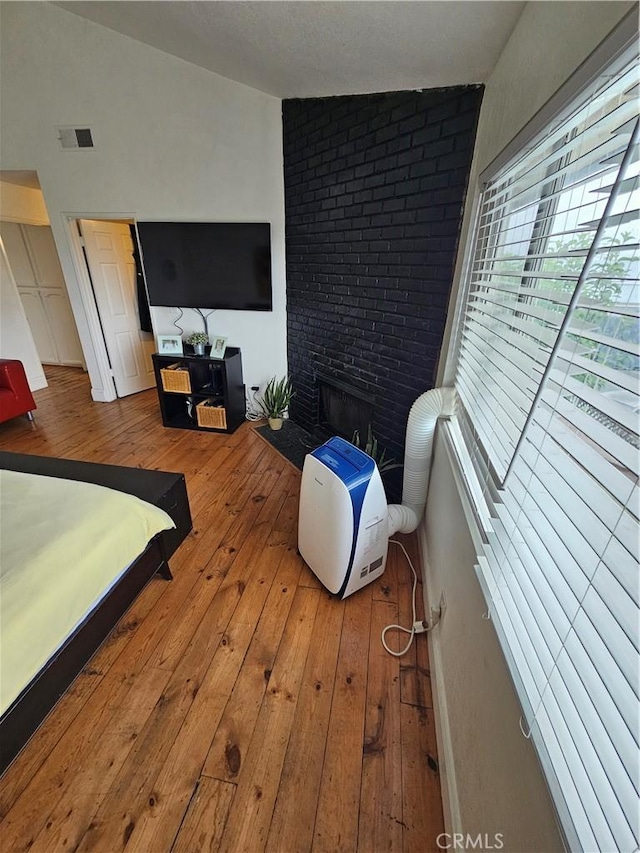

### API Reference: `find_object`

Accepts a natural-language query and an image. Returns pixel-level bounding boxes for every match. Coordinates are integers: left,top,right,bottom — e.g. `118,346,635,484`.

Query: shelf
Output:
151,349,245,435
163,412,199,430
196,384,224,397
161,388,223,399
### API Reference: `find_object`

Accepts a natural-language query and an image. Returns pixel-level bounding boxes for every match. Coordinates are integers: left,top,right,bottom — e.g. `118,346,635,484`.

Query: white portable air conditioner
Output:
298,436,388,599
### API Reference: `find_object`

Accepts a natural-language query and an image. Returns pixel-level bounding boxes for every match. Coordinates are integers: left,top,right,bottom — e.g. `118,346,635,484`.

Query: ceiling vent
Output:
56,126,95,150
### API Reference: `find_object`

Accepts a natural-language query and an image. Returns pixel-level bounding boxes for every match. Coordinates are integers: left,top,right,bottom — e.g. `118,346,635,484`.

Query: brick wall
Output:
283,86,482,498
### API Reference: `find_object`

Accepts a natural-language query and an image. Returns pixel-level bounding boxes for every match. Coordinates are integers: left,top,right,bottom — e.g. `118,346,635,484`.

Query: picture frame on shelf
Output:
157,334,183,356
209,335,228,359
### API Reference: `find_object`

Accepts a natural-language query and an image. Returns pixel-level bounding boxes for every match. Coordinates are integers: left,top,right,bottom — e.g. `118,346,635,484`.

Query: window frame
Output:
442,8,638,391
445,12,639,851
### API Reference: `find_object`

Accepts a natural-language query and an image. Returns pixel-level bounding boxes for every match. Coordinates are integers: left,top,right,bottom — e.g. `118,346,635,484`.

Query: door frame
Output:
64,211,141,403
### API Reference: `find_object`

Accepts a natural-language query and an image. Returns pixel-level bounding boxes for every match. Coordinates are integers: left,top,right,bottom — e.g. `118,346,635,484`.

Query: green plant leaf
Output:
258,376,295,418
185,331,209,345
350,423,402,474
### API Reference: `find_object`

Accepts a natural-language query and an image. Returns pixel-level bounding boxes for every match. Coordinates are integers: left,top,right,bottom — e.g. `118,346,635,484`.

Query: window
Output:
453,38,639,853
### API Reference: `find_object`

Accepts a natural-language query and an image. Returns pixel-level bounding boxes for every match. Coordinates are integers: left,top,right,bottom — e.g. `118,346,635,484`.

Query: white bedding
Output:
0,469,175,715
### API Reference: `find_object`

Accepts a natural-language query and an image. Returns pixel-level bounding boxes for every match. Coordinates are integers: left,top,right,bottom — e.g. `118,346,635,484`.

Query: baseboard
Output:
91,386,115,403
29,370,48,392
418,524,462,839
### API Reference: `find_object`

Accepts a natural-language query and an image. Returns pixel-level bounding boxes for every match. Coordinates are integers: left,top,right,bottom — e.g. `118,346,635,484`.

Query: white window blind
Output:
454,41,639,853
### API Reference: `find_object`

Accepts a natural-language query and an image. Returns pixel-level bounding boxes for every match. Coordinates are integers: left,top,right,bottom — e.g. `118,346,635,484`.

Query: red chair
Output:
0,360,37,424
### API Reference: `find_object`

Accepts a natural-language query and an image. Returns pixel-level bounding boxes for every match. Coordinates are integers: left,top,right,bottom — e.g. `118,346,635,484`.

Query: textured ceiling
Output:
55,1,526,98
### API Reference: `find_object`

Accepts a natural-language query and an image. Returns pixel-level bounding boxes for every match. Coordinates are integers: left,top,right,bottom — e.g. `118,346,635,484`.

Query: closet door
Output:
40,288,83,366
22,225,66,288
22,225,84,367
1,222,84,367
17,286,58,363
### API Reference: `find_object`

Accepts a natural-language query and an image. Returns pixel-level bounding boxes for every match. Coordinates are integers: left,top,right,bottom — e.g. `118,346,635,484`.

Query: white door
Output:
79,219,154,397
41,289,85,366
1,222,85,368
18,286,58,363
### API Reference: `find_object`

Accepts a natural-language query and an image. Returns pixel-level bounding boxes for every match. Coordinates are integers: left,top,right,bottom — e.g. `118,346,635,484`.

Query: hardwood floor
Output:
0,365,444,852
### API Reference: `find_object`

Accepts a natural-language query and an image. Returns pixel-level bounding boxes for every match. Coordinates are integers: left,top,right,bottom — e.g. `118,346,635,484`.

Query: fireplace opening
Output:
317,374,375,444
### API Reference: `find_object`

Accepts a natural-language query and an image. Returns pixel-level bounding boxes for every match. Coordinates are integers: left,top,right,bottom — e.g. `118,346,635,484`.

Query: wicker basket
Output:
160,363,191,393
196,399,227,430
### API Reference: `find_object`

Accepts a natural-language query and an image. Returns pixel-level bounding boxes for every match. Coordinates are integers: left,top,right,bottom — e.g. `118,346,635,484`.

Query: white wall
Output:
0,3,286,400
424,2,635,850
423,429,563,851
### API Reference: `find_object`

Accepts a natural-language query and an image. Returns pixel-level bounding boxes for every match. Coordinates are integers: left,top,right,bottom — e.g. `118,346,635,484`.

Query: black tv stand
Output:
151,348,245,433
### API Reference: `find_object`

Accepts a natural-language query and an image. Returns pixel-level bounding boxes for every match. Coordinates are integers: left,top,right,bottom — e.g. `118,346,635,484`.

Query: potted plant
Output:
258,377,295,430
352,424,402,499
351,424,402,475
185,331,209,356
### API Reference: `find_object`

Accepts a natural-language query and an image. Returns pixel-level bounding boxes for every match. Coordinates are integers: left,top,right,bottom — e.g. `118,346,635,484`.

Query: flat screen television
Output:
136,221,272,311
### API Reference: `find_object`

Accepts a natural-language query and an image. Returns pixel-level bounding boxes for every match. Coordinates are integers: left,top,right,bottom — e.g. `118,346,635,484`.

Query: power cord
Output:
193,307,215,336
173,307,184,336
381,539,436,657
245,387,264,422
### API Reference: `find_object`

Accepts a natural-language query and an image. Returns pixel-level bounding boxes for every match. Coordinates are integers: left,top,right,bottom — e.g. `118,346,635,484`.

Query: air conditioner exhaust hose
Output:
387,386,454,536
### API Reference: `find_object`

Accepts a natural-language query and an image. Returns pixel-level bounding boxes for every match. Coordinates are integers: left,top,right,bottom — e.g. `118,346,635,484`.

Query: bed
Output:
0,451,193,774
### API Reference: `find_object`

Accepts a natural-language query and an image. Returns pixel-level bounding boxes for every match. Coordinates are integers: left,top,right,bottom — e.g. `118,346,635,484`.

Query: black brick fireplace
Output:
317,373,374,444
283,86,482,500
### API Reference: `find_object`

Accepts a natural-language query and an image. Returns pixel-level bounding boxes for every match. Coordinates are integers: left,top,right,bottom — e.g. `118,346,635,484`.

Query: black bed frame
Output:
0,451,193,775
